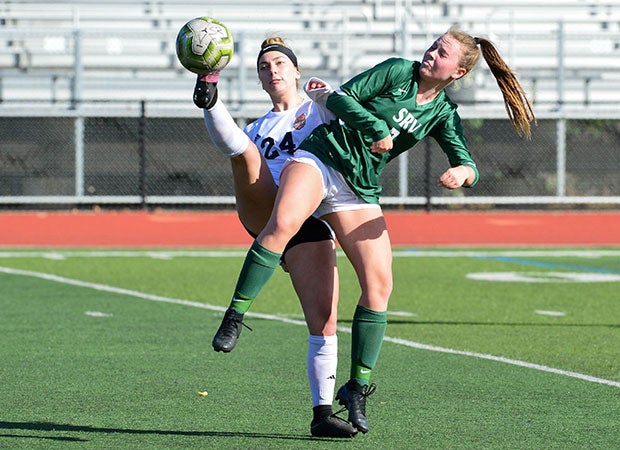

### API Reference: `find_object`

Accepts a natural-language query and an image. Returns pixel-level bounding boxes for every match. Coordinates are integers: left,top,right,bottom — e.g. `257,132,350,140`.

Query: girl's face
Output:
420,34,467,82
257,51,300,95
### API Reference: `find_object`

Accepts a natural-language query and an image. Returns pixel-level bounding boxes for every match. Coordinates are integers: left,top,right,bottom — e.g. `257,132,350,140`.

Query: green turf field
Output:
1,248,619,449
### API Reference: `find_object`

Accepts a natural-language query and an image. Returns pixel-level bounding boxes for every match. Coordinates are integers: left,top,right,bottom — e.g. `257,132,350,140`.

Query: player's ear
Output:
453,67,467,80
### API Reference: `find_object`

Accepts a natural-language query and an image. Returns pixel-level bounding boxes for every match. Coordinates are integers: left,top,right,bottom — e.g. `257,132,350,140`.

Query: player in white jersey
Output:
193,36,356,438
243,97,330,183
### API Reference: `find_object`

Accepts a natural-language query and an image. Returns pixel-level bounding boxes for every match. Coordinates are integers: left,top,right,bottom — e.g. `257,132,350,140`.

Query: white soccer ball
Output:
175,17,234,75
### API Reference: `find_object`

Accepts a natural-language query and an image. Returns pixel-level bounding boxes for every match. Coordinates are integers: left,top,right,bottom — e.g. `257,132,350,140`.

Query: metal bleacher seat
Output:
0,0,619,109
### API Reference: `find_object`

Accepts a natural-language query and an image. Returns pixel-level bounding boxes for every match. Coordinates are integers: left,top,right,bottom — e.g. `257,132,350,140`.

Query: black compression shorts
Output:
243,215,334,260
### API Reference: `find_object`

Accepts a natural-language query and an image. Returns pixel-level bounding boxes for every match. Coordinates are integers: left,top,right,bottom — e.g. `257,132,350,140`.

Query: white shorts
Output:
284,149,380,218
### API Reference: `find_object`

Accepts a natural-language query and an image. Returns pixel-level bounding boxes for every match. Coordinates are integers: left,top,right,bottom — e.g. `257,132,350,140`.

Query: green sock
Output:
350,305,387,385
229,240,281,314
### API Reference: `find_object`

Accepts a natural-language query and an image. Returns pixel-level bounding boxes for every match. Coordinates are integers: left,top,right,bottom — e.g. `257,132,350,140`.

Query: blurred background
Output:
0,0,618,210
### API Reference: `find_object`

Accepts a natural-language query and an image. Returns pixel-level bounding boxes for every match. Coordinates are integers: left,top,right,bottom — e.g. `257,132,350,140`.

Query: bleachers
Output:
1,0,619,113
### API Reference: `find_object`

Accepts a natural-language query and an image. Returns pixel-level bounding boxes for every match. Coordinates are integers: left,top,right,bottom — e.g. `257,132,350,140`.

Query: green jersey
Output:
299,57,479,204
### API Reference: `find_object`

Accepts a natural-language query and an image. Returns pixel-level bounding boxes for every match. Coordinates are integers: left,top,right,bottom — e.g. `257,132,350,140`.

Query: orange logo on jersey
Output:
293,113,307,130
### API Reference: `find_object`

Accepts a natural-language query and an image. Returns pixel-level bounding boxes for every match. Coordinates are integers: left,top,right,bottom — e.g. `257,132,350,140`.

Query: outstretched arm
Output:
306,77,394,154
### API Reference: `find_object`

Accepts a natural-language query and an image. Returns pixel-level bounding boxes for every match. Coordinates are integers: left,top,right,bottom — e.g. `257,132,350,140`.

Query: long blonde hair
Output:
448,26,536,139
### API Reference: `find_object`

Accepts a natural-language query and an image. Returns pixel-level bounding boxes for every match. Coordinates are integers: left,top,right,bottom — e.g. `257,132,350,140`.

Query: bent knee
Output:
362,275,393,304
268,215,306,238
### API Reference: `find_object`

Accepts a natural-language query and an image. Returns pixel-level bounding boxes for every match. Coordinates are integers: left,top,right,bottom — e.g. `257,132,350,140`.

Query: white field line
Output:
1,265,619,389
378,336,620,389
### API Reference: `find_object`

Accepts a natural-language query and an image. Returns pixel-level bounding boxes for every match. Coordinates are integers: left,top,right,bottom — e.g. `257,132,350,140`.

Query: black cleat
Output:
193,74,219,109
311,414,358,438
212,308,251,352
335,380,376,434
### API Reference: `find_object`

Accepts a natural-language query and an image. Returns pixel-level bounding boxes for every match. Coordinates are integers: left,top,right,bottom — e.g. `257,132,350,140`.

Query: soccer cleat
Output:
335,380,376,434
310,413,358,438
193,72,220,109
211,308,251,352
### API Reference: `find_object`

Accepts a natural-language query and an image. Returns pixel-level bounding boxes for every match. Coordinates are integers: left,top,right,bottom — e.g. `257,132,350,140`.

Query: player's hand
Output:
437,166,473,189
370,135,393,154
303,77,336,121
306,78,327,90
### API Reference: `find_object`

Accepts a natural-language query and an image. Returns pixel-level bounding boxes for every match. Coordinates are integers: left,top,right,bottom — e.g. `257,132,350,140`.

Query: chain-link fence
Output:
1,103,618,210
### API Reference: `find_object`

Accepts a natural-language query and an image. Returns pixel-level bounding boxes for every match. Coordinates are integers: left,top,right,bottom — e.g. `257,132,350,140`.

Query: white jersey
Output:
243,99,328,185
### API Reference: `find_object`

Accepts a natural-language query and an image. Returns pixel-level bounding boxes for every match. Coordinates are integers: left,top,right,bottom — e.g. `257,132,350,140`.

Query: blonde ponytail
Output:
448,27,537,138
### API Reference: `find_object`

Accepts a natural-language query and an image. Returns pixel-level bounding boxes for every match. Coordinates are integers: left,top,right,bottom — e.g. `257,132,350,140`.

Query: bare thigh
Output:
230,145,277,235
323,207,393,311
258,161,325,253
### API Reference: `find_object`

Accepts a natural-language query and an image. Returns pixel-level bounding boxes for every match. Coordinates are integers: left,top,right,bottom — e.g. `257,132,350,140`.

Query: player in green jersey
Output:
212,26,536,434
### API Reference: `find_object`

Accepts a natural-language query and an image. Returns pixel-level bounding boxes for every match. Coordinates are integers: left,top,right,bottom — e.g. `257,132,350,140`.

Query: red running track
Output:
0,210,618,247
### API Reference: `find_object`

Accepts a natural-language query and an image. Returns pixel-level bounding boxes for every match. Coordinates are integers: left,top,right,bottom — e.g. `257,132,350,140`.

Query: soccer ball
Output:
175,17,234,75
